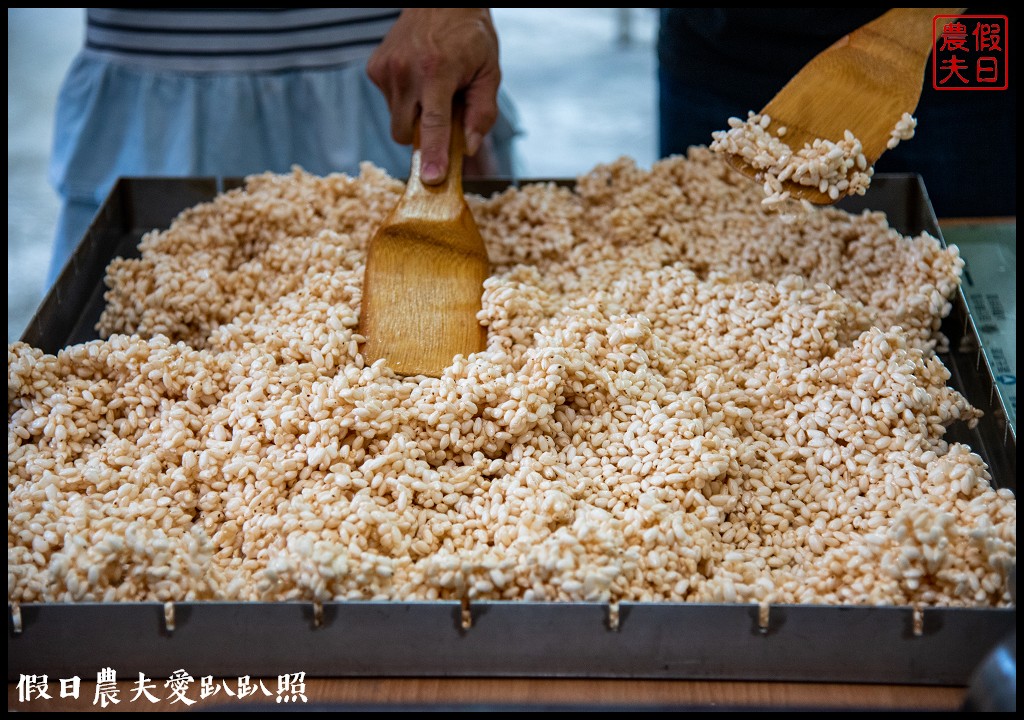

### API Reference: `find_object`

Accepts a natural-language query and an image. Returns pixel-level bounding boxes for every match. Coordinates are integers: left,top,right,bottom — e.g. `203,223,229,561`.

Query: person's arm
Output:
367,8,501,184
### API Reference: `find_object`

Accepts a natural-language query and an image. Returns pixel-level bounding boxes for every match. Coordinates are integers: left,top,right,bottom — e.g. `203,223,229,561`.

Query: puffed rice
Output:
8,151,1014,609
710,111,919,206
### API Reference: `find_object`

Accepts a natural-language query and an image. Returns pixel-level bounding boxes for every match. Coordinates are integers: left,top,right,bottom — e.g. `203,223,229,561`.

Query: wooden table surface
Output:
9,677,967,712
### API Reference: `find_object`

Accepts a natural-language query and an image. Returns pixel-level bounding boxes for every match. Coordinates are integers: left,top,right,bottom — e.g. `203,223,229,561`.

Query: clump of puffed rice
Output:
710,111,876,205
8,151,1014,609
887,112,918,150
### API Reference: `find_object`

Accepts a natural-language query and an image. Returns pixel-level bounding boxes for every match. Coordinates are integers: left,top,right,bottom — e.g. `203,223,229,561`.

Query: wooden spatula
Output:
728,8,964,204
359,113,489,377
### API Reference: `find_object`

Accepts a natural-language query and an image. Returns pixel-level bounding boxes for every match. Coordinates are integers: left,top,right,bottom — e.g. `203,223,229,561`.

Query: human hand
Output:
367,8,501,185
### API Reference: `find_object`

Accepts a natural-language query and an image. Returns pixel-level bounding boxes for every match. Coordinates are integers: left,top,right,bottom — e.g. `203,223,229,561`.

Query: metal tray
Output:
9,174,1016,684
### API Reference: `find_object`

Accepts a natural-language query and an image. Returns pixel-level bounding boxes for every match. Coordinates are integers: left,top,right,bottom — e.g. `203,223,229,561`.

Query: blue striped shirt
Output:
84,8,402,72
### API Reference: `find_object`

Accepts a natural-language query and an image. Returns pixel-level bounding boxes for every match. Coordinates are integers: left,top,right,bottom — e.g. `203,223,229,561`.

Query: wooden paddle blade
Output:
359,104,490,377
360,215,488,377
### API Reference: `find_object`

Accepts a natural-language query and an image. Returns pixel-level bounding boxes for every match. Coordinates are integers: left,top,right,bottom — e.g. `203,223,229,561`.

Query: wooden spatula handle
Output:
401,110,471,225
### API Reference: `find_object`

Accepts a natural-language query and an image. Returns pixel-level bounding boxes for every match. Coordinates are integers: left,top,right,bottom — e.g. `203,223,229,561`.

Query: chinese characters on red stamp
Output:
933,15,1009,90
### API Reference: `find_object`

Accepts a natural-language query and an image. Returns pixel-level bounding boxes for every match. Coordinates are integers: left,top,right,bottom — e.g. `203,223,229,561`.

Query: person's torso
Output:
83,8,402,73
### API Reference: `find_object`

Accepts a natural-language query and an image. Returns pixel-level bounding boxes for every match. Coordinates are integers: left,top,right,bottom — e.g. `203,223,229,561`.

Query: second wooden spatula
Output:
359,111,490,378
728,8,964,204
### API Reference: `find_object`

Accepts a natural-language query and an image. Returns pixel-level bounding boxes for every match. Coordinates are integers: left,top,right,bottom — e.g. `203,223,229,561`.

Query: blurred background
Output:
7,8,658,343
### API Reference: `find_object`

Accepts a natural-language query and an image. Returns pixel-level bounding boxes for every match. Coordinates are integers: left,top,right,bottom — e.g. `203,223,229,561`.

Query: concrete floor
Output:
6,8,658,343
